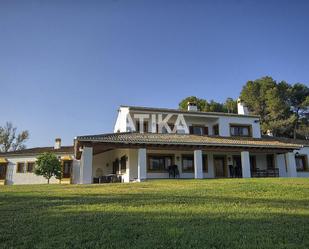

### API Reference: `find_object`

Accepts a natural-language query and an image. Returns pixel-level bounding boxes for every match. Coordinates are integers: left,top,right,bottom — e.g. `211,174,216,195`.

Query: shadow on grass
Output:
1,190,309,249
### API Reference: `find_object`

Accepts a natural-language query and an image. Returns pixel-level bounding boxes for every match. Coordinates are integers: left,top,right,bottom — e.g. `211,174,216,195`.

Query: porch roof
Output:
75,132,302,158
0,146,74,157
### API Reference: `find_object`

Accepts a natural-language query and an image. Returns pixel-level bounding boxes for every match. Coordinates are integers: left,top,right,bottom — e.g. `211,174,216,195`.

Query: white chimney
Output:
54,138,61,149
266,130,273,137
237,98,249,115
187,102,198,111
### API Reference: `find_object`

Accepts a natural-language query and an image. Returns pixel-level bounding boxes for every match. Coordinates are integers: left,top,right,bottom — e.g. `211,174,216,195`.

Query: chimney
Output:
237,98,249,115
54,138,61,149
187,102,198,112
266,130,273,137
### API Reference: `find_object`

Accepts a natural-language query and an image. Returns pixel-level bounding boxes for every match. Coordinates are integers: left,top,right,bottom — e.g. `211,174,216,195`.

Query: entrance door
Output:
250,156,256,172
63,161,72,178
112,159,119,174
0,164,7,180
214,156,226,177
233,155,242,178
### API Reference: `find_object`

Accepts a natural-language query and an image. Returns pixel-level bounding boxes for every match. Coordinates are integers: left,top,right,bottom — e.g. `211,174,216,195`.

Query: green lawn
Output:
0,179,309,249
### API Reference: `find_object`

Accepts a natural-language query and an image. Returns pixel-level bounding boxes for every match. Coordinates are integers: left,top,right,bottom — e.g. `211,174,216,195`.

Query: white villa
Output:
1,101,309,185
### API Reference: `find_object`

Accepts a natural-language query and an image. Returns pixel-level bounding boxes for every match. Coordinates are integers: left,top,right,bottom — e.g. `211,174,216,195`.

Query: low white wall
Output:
4,154,78,185
6,156,59,185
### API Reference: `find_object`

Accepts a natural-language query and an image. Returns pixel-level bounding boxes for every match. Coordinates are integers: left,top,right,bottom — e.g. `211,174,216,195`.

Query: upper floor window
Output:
213,124,219,136
189,126,208,136
296,155,308,172
136,121,148,133
230,124,251,137
161,123,175,134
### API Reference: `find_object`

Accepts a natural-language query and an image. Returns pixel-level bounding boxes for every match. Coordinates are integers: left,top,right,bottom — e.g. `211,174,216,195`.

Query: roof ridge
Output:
119,105,260,118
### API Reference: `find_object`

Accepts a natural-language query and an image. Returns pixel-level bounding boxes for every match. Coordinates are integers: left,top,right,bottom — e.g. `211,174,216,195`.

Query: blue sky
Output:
1,0,309,148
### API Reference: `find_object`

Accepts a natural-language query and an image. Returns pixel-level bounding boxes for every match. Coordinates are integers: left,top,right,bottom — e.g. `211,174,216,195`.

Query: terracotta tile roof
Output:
261,136,309,146
0,146,74,157
76,132,301,149
120,105,260,118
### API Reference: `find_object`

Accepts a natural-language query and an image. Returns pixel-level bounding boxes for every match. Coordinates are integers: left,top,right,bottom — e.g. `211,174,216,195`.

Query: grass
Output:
0,179,309,249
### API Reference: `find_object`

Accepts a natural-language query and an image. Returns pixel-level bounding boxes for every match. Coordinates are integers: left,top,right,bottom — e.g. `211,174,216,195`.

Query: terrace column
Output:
194,150,203,179
241,151,251,178
80,146,93,184
137,148,147,181
285,152,297,177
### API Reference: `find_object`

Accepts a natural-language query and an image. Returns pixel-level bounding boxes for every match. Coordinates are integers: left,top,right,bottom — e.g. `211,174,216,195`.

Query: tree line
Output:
1,76,308,153
179,76,309,139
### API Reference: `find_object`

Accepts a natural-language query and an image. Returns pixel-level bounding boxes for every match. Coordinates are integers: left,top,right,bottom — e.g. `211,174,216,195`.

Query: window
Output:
296,155,308,172
203,155,208,172
63,161,72,178
0,164,7,180
250,156,257,172
120,156,127,173
112,159,119,174
136,121,148,133
148,155,173,172
189,126,208,136
182,155,194,172
230,124,251,137
27,162,35,173
213,124,219,136
266,154,275,169
161,123,175,134
16,162,25,173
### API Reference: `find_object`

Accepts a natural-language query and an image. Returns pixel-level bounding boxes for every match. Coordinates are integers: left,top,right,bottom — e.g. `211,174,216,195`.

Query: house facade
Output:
1,102,309,185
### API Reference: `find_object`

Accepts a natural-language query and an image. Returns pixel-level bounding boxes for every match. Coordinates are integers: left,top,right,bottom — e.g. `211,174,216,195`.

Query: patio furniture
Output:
168,165,179,179
251,168,279,177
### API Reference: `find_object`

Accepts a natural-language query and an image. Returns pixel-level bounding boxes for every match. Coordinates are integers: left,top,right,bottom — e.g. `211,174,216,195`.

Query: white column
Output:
285,152,297,177
276,154,287,177
194,150,203,179
241,151,251,178
80,146,93,184
137,148,147,181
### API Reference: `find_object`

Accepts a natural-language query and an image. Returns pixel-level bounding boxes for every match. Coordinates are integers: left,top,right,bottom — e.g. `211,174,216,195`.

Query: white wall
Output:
113,107,130,133
5,155,59,185
144,149,218,179
276,154,288,177
93,148,135,182
114,108,261,138
72,160,81,184
4,154,78,185
295,147,309,178
218,116,261,138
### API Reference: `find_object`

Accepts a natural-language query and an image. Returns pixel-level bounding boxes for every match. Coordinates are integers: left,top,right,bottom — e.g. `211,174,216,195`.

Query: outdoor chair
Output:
168,165,179,178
